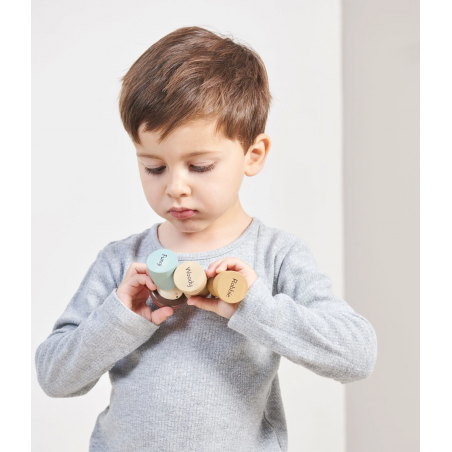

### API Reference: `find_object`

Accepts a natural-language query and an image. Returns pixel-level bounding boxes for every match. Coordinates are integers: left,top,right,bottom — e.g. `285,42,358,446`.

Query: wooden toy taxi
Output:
146,249,249,309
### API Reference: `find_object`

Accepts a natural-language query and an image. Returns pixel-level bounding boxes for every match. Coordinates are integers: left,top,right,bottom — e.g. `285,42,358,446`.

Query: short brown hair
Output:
118,26,272,153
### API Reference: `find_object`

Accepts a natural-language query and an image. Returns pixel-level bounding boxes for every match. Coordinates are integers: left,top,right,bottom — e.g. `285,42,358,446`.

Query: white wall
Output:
32,1,345,450
342,1,420,451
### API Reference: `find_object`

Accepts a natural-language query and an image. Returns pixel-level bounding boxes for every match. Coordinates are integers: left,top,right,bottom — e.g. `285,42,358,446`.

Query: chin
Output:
168,216,207,233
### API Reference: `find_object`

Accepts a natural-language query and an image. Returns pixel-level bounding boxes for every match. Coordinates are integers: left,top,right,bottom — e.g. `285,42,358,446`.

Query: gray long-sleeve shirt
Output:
35,217,377,451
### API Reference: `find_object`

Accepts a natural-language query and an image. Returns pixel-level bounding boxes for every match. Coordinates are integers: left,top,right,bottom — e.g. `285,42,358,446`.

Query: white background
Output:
32,1,345,451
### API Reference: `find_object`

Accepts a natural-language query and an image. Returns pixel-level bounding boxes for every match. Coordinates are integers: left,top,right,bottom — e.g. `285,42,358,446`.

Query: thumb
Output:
187,296,220,315
151,307,174,325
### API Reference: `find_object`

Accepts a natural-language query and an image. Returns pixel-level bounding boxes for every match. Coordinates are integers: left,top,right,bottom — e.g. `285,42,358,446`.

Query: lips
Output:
168,208,196,219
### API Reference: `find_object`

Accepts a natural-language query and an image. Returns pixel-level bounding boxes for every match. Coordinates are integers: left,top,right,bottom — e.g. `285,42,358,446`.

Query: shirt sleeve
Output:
227,238,378,384
35,245,159,398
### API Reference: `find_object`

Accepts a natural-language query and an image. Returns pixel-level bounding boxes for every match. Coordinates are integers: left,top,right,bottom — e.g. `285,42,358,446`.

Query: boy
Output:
35,26,377,451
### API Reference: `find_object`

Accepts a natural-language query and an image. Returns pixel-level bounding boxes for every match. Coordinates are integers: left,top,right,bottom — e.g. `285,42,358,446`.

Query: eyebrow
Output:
136,150,221,159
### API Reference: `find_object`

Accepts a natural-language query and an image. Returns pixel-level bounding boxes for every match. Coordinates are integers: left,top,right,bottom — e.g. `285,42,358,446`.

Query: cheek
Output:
142,177,164,204
196,169,243,205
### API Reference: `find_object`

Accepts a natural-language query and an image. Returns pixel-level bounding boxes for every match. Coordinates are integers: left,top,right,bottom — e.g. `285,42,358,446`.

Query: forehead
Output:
137,119,225,151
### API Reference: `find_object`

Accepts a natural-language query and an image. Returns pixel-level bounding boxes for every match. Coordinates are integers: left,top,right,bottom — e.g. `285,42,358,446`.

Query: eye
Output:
144,166,165,175
144,163,216,176
190,163,215,173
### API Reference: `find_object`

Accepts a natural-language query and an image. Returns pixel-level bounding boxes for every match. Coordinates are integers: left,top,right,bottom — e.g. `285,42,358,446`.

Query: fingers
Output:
205,257,248,277
187,296,219,315
134,302,153,322
129,273,157,291
187,295,239,320
117,274,157,305
205,258,227,277
151,306,174,325
125,262,153,280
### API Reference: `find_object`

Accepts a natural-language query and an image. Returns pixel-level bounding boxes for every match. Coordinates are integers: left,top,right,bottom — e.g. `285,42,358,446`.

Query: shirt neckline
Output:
149,217,260,260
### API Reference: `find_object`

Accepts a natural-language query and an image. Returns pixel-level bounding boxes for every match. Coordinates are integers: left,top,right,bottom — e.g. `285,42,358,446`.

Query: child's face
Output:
134,119,256,233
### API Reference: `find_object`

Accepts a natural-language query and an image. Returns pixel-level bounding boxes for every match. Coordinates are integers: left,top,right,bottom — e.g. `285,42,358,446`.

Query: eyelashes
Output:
144,166,164,175
144,163,216,176
191,163,216,173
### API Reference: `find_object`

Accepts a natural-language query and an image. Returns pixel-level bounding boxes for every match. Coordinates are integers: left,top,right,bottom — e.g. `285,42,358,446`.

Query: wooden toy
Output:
207,271,248,303
173,261,209,297
146,250,249,309
146,249,182,308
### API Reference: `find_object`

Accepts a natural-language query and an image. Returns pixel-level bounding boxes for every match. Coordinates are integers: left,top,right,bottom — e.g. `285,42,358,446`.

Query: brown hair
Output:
118,26,272,153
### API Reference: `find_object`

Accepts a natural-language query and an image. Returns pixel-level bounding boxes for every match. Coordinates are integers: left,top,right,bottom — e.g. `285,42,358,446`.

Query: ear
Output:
244,133,271,177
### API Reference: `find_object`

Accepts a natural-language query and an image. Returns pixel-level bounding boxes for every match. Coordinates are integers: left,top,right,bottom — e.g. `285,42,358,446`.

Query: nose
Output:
165,169,191,198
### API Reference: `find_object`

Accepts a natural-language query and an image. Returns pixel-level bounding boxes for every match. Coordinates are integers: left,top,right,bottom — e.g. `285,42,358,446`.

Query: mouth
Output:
168,208,197,219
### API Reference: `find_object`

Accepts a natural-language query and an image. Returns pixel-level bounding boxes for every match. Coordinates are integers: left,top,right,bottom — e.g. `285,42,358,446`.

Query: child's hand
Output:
187,258,258,319
116,263,174,325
